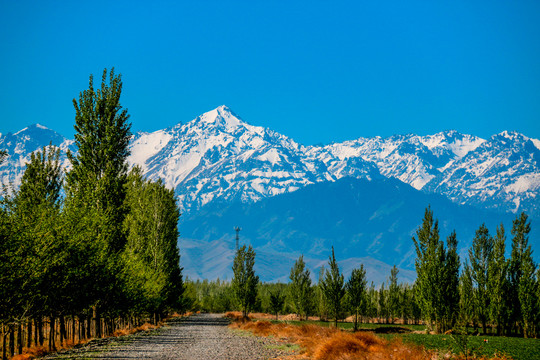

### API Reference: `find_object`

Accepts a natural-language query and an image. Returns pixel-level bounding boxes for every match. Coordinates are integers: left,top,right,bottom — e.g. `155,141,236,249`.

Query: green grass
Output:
265,342,302,353
381,333,540,360
272,319,425,331
269,319,540,360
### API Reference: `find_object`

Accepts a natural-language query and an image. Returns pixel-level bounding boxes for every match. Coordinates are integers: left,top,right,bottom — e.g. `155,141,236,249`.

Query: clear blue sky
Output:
1,0,539,145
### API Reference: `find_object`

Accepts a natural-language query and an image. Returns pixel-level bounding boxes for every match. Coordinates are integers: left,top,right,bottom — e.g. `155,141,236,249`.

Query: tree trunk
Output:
86,314,91,339
9,326,14,357
17,323,22,354
72,316,76,343
93,307,101,338
48,316,55,351
2,326,7,360
27,319,32,348
59,315,66,346
37,317,44,346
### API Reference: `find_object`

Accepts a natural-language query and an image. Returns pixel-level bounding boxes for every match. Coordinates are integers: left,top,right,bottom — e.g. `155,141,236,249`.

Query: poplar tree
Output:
488,224,508,336
442,231,460,331
508,212,534,336
232,245,259,318
321,247,345,327
289,255,313,320
10,145,67,350
387,265,400,323
65,68,132,335
346,265,367,331
123,167,184,318
413,206,441,332
507,213,538,338
413,207,460,333
469,223,493,334
458,261,475,331
269,289,285,320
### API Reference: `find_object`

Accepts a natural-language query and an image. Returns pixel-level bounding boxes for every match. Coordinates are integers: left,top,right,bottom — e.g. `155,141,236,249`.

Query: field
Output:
393,333,540,360
250,316,540,360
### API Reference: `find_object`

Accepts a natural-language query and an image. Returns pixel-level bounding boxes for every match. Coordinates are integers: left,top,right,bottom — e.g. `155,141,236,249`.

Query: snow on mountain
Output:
0,124,74,189
1,107,539,221
128,105,380,213
424,131,540,218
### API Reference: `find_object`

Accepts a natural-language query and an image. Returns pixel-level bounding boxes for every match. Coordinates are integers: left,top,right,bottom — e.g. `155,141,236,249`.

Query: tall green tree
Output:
469,223,493,334
458,260,476,330
321,247,345,327
488,223,508,336
508,212,535,337
231,245,259,317
66,67,131,253
387,265,400,323
289,255,313,320
346,265,367,331
123,167,184,317
442,230,460,332
65,68,132,335
413,206,460,333
269,289,286,320
8,145,68,350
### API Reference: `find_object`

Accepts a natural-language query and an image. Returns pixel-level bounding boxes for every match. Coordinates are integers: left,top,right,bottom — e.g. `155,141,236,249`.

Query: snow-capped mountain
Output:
128,106,381,213
1,106,538,220
2,106,538,282
424,131,540,217
0,124,74,189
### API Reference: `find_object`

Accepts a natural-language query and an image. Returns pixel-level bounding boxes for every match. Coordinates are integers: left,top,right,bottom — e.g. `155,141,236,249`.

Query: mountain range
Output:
1,106,538,283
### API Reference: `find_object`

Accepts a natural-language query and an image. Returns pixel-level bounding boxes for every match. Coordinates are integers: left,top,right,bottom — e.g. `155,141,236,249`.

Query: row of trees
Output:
0,69,184,358
188,208,538,339
415,207,539,337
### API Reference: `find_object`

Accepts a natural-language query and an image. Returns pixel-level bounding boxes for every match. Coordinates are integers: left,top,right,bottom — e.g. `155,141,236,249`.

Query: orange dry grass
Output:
230,319,433,360
10,320,168,360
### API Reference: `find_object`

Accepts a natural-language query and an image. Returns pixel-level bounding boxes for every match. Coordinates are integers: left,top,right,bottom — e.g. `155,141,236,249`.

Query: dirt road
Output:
44,313,295,360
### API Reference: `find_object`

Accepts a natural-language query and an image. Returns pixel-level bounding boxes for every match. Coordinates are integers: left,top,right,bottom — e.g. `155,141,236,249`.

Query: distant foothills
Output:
1,105,539,283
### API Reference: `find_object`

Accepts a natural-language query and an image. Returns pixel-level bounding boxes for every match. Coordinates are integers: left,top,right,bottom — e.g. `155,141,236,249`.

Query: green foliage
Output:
413,206,460,333
459,260,476,329
269,288,286,320
122,167,183,314
396,333,540,360
346,265,367,331
387,265,399,323
66,67,131,254
289,255,313,320
509,212,538,337
232,245,259,317
321,247,345,327
469,223,493,334
488,223,509,335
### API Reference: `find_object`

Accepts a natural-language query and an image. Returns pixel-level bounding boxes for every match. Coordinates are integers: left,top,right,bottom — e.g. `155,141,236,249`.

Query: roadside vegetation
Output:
0,69,185,359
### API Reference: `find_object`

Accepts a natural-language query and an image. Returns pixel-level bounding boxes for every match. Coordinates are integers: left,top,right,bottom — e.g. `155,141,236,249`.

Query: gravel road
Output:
44,313,297,360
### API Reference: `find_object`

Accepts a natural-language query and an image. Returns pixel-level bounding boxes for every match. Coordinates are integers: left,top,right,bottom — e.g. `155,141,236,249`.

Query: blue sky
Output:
1,0,539,145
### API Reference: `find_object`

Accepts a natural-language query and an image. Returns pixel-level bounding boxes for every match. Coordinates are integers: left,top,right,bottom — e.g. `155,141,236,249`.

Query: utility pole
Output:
235,226,241,251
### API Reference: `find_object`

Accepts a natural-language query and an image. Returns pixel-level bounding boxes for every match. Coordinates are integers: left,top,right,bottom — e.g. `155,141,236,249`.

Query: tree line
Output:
0,69,184,359
189,207,538,338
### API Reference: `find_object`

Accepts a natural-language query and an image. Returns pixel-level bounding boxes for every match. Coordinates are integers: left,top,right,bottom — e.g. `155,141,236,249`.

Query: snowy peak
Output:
1,106,539,219
418,130,485,158
191,105,256,134
0,124,74,190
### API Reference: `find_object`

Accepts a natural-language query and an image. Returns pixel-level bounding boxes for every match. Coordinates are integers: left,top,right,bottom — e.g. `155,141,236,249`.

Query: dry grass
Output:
9,313,194,360
229,317,514,360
